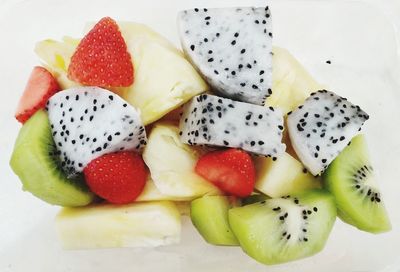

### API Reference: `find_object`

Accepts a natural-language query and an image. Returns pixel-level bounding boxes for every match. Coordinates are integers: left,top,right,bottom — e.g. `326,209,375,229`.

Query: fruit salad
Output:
10,6,391,266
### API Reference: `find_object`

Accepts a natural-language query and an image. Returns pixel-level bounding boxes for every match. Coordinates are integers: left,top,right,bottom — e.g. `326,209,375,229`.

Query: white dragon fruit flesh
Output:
179,94,285,159
287,90,369,176
47,87,147,174
178,7,272,106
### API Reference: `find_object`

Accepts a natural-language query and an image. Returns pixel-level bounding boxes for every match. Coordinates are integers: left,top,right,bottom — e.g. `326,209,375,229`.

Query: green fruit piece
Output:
191,195,239,246
10,110,94,206
255,152,321,197
323,134,391,233
229,189,336,265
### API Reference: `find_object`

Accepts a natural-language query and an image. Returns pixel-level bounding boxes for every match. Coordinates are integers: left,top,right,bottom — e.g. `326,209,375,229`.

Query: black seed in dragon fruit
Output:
178,6,272,106
287,90,369,176
179,94,285,159
47,87,147,175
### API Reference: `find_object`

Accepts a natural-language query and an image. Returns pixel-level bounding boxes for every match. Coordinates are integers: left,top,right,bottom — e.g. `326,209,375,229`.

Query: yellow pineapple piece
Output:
56,201,181,249
143,123,220,200
268,47,324,113
254,152,321,197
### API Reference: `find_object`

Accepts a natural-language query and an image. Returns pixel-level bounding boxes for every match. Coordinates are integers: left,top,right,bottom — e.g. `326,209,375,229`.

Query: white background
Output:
0,0,400,271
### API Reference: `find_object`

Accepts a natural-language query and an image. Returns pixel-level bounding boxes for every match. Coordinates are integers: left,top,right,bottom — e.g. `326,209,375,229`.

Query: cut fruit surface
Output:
36,22,208,125
178,7,272,105
255,152,321,197
116,22,179,53
15,66,60,123
118,22,208,125
179,94,286,158
10,110,94,206
229,189,336,265
137,178,195,203
143,123,219,200
47,87,147,174
35,37,80,89
191,196,239,246
195,149,256,197
268,47,323,113
323,134,391,233
56,201,181,249
136,178,175,202
287,90,369,176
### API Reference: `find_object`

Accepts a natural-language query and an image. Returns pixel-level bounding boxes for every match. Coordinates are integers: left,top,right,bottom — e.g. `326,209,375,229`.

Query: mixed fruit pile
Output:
10,6,391,265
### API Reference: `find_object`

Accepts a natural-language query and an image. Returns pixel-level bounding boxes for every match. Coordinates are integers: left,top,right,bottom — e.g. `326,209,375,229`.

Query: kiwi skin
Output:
323,134,391,233
240,194,269,206
10,110,94,207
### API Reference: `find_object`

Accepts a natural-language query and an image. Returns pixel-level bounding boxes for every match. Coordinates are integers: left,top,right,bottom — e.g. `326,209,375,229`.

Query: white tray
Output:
1,0,400,271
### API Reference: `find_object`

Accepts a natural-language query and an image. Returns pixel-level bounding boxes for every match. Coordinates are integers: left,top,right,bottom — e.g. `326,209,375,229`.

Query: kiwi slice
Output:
323,134,391,233
229,189,336,265
10,110,94,206
190,195,239,246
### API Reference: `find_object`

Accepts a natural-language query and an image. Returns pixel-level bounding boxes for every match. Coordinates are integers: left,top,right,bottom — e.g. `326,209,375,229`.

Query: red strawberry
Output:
195,149,255,197
68,17,134,87
15,66,60,124
83,152,148,204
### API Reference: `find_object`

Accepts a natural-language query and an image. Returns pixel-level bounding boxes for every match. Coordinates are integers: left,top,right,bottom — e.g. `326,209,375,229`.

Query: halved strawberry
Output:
83,151,148,204
68,17,134,87
15,66,60,124
195,149,255,197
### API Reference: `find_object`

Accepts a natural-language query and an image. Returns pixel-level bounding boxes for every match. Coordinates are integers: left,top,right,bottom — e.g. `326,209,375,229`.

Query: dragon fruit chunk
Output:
178,7,272,106
179,94,285,159
47,87,147,174
287,90,369,176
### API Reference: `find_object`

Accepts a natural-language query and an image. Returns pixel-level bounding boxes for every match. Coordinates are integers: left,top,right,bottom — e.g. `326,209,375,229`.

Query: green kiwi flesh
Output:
10,110,94,206
323,134,391,233
190,195,239,246
229,189,336,265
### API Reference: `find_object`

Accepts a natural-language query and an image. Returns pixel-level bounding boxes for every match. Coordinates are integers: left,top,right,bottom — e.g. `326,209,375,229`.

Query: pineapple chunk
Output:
136,178,172,201
118,22,208,125
254,152,321,197
269,47,324,113
143,123,220,200
56,201,181,249
117,22,179,53
134,180,191,215
36,22,208,125
136,177,190,202
35,37,80,89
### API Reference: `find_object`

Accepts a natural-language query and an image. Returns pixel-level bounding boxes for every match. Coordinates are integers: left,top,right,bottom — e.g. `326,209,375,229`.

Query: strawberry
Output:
195,149,255,197
83,152,148,204
15,66,60,124
68,17,134,87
